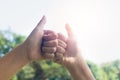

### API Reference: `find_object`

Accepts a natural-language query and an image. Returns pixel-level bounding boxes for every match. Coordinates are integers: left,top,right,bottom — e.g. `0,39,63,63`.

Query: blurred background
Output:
0,0,120,80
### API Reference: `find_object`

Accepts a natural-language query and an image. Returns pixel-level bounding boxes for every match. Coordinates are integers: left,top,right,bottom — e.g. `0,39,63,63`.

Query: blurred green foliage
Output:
0,30,120,80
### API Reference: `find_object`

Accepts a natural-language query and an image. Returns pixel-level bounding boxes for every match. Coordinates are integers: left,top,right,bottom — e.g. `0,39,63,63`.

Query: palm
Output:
62,24,81,65
23,16,46,61
66,38,78,57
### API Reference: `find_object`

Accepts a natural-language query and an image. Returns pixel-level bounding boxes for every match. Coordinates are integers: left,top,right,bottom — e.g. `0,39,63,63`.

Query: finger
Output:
58,39,67,48
56,46,65,53
58,33,67,42
43,31,58,41
43,39,58,47
27,16,46,54
55,53,63,58
42,53,54,59
54,53,63,63
29,16,46,37
44,30,55,35
36,16,46,30
65,23,74,38
42,47,56,53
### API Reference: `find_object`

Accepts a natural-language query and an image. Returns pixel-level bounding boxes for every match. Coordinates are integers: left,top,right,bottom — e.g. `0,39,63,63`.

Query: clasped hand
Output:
23,16,80,67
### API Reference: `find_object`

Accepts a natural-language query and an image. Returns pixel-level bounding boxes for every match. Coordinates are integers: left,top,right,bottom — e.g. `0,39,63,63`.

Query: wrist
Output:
64,54,83,68
64,57,82,70
64,55,95,80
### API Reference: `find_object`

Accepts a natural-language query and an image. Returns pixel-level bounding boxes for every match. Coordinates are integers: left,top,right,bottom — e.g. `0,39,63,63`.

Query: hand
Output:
54,24,82,66
40,24,81,66
21,16,47,61
41,31,67,60
40,23,80,65
54,24,95,80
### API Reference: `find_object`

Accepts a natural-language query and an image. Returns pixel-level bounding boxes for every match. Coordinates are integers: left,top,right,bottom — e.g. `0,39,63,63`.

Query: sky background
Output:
0,0,120,65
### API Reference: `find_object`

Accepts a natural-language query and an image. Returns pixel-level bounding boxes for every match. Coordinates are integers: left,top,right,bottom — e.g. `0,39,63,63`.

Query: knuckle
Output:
42,47,56,53
43,53,54,59
57,46,65,53
54,53,63,63
52,47,56,53
53,40,58,46
55,53,63,58
58,39,67,48
58,33,66,42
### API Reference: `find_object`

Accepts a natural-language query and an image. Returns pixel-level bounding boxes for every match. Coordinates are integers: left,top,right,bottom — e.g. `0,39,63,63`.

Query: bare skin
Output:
0,16,66,80
63,24,95,80
0,16,47,80
0,16,95,80
43,24,95,80
42,31,67,60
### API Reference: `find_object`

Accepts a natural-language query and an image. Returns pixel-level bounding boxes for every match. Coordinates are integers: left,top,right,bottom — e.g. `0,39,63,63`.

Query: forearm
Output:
66,55,95,80
0,44,29,80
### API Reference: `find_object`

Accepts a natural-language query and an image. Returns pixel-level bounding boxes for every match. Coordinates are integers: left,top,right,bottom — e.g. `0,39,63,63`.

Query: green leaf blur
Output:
0,30,119,80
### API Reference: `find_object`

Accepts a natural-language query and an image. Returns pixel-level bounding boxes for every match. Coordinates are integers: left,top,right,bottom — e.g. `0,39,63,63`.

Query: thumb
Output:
65,23,74,38
29,16,46,39
35,16,46,31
